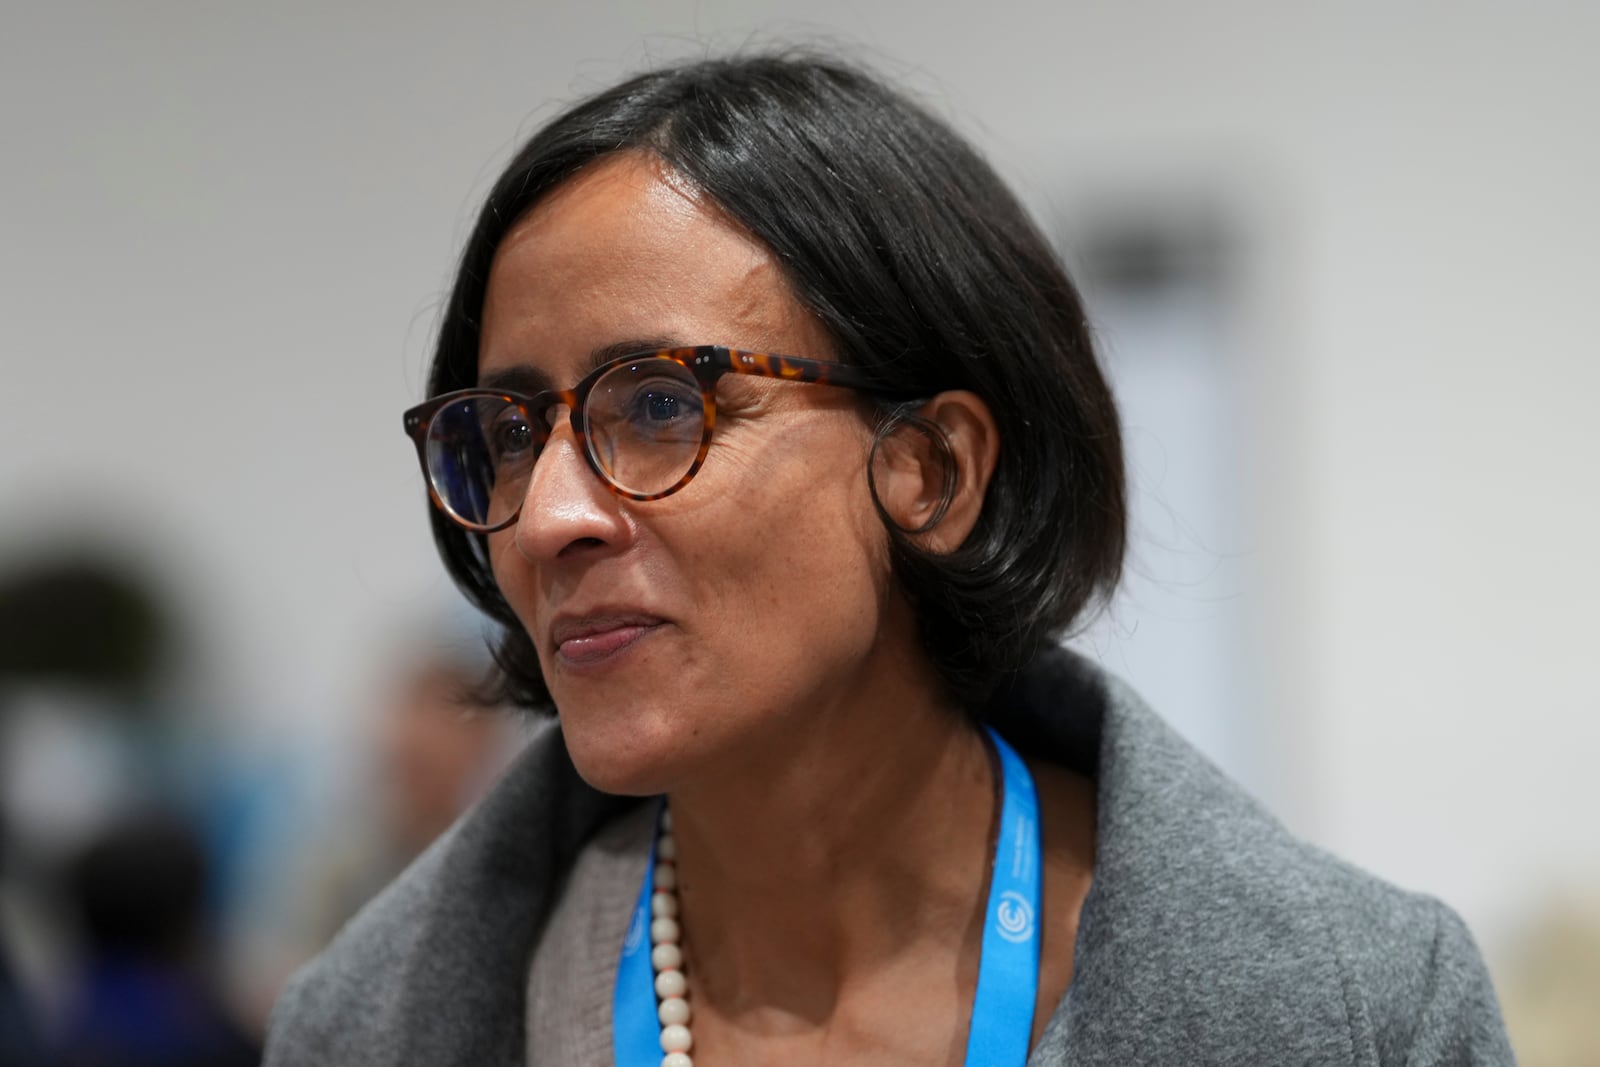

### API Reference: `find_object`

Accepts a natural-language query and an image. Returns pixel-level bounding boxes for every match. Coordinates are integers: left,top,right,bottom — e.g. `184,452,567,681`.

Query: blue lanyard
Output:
613,726,1042,1067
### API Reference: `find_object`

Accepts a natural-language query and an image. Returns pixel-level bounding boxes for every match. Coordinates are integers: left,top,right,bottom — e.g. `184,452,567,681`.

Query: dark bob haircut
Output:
424,51,1126,713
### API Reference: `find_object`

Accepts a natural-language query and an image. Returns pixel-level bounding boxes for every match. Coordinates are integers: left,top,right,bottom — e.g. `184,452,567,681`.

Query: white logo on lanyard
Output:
996,889,1034,943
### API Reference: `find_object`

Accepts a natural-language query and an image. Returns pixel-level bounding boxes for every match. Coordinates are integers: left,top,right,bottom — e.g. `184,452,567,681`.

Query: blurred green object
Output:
0,557,170,696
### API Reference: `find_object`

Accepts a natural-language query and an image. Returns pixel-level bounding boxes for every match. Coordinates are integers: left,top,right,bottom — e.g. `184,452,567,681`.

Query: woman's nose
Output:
511,425,629,563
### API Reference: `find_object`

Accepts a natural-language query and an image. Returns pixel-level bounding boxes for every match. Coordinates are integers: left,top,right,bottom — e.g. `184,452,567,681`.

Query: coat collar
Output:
995,650,1353,1064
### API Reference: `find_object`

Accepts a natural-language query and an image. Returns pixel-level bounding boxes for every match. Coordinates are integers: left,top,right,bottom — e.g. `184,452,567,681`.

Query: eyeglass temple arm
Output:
707,346,909,396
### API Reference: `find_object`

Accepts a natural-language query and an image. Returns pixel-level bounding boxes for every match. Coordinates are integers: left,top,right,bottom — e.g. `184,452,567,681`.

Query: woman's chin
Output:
569,759,670,798
557,712,685,797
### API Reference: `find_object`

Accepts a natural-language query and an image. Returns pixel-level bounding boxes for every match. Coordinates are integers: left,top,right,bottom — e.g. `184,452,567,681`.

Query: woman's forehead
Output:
478,155,827,383
504,153,709,251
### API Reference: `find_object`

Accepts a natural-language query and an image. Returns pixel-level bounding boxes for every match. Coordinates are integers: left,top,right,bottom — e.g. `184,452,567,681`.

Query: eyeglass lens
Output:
424,358,709,528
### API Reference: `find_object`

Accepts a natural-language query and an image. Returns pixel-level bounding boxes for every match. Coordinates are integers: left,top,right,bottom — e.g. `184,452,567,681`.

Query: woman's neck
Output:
664,682,997,1028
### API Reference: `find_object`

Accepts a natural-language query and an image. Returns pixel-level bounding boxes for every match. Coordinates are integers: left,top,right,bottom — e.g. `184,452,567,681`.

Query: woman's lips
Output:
553,617,665,667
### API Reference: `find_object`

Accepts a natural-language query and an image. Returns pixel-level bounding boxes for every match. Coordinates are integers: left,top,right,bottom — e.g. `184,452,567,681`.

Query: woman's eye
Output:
625,381,701,427
491,415,536,460
500,422,533,448
642,391,683,421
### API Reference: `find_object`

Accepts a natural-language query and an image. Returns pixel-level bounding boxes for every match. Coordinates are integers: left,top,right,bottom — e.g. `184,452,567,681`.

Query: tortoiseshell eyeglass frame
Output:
402,345,899,533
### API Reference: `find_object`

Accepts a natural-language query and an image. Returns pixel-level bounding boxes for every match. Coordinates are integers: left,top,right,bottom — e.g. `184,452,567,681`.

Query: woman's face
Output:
478,153,920,795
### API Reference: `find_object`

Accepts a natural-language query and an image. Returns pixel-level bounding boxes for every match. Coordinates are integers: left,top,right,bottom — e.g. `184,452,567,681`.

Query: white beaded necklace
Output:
648,806,694,1067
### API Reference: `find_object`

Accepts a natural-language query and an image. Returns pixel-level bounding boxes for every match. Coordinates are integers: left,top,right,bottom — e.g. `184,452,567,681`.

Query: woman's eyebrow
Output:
477,364,548,394
477,338,684,394
589,338,684,369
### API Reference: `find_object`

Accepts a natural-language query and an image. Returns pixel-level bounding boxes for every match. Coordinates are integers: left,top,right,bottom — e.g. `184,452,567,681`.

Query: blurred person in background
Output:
266,52,1512,1066
1,555,176,1060
0,552,261,1063
285,640,522,957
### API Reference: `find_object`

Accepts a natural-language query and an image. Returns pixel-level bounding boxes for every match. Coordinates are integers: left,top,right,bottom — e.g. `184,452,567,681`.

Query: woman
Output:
266,53,1511,1066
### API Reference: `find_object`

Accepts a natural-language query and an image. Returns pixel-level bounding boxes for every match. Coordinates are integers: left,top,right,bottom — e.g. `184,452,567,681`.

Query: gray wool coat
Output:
264,648,1515,1065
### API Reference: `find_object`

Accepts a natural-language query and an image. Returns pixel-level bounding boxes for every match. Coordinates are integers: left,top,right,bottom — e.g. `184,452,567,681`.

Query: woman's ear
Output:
869,391,999,554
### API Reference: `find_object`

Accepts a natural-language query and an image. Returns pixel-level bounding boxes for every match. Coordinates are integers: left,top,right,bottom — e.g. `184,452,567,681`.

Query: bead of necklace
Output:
649,807,694,1067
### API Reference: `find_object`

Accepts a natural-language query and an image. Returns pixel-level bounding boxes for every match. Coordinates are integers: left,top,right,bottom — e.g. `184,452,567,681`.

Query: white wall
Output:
3,1,1595,964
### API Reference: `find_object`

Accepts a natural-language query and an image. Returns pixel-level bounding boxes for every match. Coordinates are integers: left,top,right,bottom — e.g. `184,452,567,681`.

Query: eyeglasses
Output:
403,345,890,533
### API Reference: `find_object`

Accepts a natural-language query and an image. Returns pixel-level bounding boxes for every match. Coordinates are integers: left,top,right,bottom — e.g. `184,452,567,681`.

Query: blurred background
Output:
1,1,1595,1061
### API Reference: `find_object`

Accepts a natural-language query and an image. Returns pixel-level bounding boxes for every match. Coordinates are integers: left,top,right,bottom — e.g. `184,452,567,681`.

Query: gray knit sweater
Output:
264,648,1514,1065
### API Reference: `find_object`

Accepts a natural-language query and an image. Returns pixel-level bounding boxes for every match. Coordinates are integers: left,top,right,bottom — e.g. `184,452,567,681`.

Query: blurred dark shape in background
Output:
48,813,257,1067
1067,195,1235,303
0,560,171,697
0,939,38,1067
73,815,203,967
